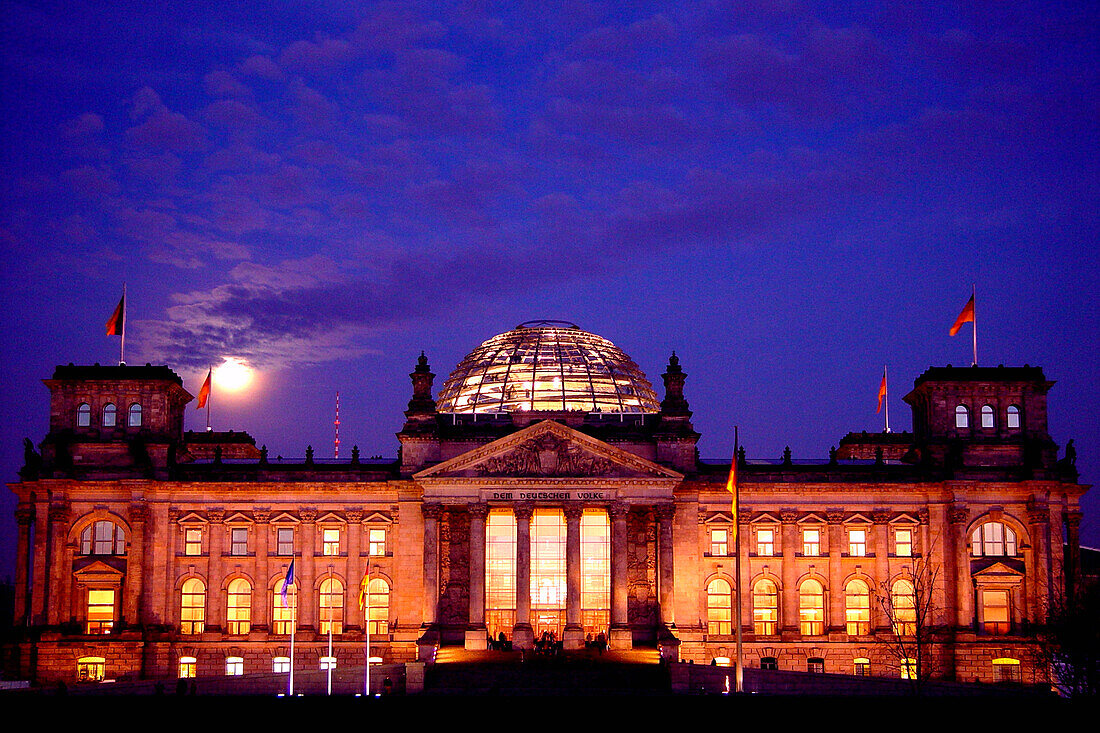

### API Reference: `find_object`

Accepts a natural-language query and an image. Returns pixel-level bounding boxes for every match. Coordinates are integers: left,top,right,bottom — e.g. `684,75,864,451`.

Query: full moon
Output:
214,358,253,391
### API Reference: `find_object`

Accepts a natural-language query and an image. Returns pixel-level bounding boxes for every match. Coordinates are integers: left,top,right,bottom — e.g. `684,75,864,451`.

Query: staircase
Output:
425,647,668,695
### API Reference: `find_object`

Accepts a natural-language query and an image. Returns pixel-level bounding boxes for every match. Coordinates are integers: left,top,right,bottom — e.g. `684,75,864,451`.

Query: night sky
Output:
1,1,1097,579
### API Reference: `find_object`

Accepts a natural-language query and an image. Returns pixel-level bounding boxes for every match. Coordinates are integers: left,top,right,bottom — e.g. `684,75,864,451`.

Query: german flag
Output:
196,368,211,409
106,293,125,336
877,368,888,414
949,294,975,336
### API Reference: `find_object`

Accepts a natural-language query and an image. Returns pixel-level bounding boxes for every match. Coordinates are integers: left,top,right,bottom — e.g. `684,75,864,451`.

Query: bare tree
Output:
876,550,945,695
1034,574,1100,697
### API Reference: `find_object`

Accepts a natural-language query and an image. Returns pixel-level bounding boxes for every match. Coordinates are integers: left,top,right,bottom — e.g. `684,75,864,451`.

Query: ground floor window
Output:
854,657,871,676
900,658,916,680
77,656,105,682
993,657,1022,683
807,657,825,674
225,657,244,676
320,656,336,671
178,656,197,678
273,657,290,673
760,657,778,671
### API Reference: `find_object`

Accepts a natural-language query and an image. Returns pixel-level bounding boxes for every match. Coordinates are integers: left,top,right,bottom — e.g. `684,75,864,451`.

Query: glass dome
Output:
436,321,660,414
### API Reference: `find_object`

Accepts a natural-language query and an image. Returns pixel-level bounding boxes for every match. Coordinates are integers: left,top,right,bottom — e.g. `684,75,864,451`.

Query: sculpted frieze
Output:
474,432,615,477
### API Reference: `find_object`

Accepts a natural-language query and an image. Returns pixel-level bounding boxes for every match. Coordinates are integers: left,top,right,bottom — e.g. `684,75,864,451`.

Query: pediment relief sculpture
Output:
475,432,615,477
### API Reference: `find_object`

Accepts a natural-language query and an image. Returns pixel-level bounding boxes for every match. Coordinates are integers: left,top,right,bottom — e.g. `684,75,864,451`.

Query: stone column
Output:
872,510,890,631
421,503,443,628
254,509,271,629
30,497,49,625
1025,502,1047,623
345,510,362,631
656,503,676,628
512,503,534,650
466,503,489,650
1065,511,1082,605
46,503,69,626
780,509,798,635
826,510,845,633
563,504,584,649
124,502,147,628
609,502,632,649
948,504,970,629
207,509,226,630
166,509,181,627
300,508,317,630
13,505,33,626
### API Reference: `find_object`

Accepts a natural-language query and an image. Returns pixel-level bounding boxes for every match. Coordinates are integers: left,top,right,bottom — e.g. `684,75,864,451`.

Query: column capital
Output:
826,509,845,524
917,508,930,525
129,502,149,524
253,508,272,523
344,509,364,523
1064,510,1083,530
208,508,226,524
48,503,70,523
609,502,629,521
15,504,35,525
468,503,489,520
872,508,892,524
299,507,318,523
738,508,753,525
655,503,676,522
563,504,584,521
422,502,445,521
779,508,799,523
513,502,534,520
948,504,969,525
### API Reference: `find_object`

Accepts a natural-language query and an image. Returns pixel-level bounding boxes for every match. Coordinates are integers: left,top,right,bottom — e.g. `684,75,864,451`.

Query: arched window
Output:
955,405,969,428
128,403,142,427
992,657,1022,683
102,403,117,427
706,578,733,635
891,579,916,636
319,577,344,635
273,580,297,635
77,403,91,427
178,656,196,678
845,579,871,635
77,656,106,682
971,522,1018,557
1007,405,1021,429
226,578,252,635
366,578,389,635
981,404,995,428
799,579,825,635
180,578,206,634
752,579,778,635
79,520,126,555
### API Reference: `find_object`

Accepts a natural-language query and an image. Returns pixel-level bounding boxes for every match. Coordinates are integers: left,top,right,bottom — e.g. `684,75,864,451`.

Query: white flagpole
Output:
327,565,333,696
884,365,890,434
971,284,978,367
119,283,126,366
734,426,743,694
288,577,296,696
364,576,372,696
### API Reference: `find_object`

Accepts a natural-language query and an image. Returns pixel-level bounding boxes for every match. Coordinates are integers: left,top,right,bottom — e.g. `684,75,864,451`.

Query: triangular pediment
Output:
750,513,780,525
889,513,920,525
797,513,826,525
177,512,207,525
706,512,734,524
415,420,682,480
224,512,253,525
73,560,125,582
844,513,874,526
362,512,393,525
972,560,1025,578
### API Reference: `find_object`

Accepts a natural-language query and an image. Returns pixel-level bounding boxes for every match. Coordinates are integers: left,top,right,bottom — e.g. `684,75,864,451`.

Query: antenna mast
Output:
334,391,340,460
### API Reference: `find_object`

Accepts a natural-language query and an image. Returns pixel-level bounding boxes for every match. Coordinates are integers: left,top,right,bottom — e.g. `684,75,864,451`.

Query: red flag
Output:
196,369,211,409
106,293,125,336
876,369,887,414
949,294,975,336
725,447,738,541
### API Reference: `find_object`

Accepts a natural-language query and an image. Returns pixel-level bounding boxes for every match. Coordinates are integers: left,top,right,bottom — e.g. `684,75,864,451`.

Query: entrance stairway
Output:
425,647,668,695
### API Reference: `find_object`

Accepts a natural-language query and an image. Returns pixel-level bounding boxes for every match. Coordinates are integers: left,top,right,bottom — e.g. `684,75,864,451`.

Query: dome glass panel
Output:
436,321,660,414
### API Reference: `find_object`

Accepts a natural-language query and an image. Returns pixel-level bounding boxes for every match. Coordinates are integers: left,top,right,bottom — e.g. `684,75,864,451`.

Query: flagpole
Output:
734,426,743,694
327,564,333,696
206,365,212,432
884,365,890,434
365,577,372,697
971,284,977,367
119,283,126,366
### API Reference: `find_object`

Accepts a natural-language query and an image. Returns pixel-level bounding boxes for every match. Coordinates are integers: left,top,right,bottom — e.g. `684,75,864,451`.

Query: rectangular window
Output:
854,659,871,676
225,657,244,676
277,527,294,556
802,528,820,556
178,657,196,678
273,657,290,674
184,528,202,556
86,589,115,634
710,528,729,556
322,528,341,556
848,529,867,557
230,527,248,556
895,529,913,557
756,528,774,556
368,527,387,556
982,589,1011,634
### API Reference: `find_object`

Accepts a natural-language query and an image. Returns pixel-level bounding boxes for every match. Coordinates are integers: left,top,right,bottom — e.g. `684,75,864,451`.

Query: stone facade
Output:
5,329,1088,688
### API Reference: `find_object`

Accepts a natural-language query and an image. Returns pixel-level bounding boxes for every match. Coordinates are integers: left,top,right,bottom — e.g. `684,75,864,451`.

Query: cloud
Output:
126,87,208,152
60,165,119,199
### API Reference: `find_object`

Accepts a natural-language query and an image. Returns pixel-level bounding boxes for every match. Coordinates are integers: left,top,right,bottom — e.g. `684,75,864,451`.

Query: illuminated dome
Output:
436,321,660,414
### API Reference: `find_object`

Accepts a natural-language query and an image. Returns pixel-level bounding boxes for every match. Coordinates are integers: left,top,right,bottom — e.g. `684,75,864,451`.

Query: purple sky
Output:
1,1,1097,578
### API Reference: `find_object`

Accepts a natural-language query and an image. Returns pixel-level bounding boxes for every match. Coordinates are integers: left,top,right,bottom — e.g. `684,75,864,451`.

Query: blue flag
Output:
281,559,295,608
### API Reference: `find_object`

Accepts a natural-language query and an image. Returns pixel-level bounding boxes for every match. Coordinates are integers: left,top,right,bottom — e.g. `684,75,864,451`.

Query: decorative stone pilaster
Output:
826,509,845,633
1026,499,1049,623
253,509,271,629
656,503,676,628
125,502,148,628
563,504,584,649
299,508,317,629
1064,510,1083,603
512,503,534,650
46,503,69,626
13,505,33,626
465,503,489,650
207,508,226,630
948,504,970,628
421,503,443,628
609,502,632,649
780,508,798,635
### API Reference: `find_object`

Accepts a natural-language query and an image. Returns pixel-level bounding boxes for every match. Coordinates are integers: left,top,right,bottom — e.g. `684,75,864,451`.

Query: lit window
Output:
276,527,294,556
854,657,871,676
799,579,825,635
322,527,341,556
891,579,916,636
895,529,913,557
319,656,336,671
1007,405,1021,429
128,403,142,427
180,578,205,634
971,522,1017,557
706,578,733,635
77,403,91,427
366,578,389,635
184,527,202,556
368,527,387,556
178,656,196,679
77,656,106,682
760,657,778,671
485,510,517,639
226,578,252,635
272,657,290,674
981,404,995,428
710,528,729,556
712,656,731,667
845,579,871,635
230,527,248,556
273,581,297,635
802,528,820,556
848,529,867,557
80,520,126,555
992,657,1022,683
982,589,1011,634
580,509,610,637
900,658,916,680
102,403,117,427
955,405,969,428
752,579,778,635
225,657,244,676
756,528,775,556
807,657,825,674
319,577,344,635
86,589,115,634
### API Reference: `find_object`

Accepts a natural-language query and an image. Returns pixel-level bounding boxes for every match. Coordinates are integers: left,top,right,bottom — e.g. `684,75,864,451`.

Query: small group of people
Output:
535,630,560,655
585,632,608,654
488,631,513,651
